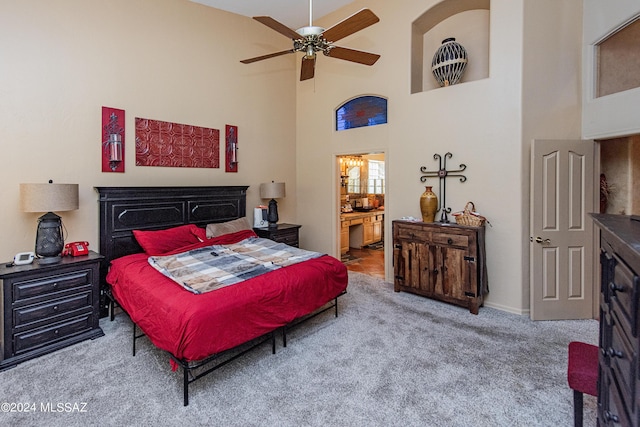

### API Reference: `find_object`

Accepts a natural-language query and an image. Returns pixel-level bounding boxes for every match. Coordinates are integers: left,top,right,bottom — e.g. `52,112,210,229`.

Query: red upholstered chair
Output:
567,341,599,427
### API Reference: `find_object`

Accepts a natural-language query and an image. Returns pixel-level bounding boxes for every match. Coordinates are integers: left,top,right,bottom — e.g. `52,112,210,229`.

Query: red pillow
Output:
133,224,206,255
158,229,259,256
191,226,207,241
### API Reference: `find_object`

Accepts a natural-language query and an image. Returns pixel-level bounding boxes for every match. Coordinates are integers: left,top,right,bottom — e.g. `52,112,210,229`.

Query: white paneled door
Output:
530,139,596,320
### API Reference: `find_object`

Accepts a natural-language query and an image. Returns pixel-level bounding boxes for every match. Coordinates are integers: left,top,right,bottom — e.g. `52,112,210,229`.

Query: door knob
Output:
531,237,551,244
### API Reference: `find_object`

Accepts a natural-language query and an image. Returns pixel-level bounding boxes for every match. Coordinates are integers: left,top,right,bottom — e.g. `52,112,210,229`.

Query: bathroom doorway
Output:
337,152,385,279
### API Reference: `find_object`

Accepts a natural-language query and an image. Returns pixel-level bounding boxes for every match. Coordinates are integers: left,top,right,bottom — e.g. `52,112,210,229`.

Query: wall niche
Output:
600,135,640,216
597,16,640,98
411,0,490,94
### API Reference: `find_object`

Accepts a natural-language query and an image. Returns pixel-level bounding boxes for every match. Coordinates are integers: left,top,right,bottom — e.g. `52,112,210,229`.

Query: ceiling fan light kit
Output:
296,26,324,37
241,0,380,81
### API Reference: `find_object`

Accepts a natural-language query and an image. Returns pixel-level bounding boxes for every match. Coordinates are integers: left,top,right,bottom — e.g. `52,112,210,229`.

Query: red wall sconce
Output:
102,107,125,173
225,125,238,173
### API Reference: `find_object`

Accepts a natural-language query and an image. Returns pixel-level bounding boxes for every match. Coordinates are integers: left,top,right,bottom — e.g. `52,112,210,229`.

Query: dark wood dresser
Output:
0,251,104,370
592,214,640,426
392,220,488,314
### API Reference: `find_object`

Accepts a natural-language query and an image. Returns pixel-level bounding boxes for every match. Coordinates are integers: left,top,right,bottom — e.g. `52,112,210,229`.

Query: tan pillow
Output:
205,217,251,239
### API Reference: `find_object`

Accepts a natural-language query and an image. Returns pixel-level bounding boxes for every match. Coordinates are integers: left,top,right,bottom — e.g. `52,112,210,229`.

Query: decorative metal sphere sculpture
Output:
431,38,468,87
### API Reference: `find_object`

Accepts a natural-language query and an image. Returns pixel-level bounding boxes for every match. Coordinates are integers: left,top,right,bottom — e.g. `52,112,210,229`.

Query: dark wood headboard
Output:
96,186,248,263
95,186,248,316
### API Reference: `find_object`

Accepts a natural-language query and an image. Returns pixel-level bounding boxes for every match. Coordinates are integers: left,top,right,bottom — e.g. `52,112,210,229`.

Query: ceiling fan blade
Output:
322,9,380,43
253,16,301,40
240,49,295,64
300,56,316,81
327,46,380,66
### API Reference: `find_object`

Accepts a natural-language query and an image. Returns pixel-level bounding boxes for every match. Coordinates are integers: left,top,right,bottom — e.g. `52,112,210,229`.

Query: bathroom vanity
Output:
340,210,384,254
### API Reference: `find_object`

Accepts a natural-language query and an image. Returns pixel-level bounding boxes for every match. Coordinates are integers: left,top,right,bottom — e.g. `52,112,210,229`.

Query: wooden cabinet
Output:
363,214,384,246
340,220,350,254
254,223,301,247
592,214,640,426
392,220,487,314
373,214,383,243
0,251,104,370
363,216,374,245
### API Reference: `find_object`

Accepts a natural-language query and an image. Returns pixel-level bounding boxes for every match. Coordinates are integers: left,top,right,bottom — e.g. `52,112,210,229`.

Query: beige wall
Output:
522,0,584,310
0,0,297,262
296,0,583,314
1,0,590,315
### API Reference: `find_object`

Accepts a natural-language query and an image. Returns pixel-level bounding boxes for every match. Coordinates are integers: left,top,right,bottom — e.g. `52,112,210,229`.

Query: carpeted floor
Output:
0,272,598,426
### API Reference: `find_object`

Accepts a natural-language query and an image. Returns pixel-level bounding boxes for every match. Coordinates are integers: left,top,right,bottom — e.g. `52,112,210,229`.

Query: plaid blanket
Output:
148,237,323,294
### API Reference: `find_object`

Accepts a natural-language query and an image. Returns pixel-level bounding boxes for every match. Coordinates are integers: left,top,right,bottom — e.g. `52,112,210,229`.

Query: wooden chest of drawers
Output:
592,214,640,426
392,220,488,314
0,251,104,370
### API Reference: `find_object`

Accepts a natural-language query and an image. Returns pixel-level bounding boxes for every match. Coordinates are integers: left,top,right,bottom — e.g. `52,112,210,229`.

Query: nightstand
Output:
0,251,104,370
253,223,301,247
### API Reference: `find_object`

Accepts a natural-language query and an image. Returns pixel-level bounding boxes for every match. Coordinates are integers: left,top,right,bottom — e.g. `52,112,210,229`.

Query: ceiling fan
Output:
240,0,380,81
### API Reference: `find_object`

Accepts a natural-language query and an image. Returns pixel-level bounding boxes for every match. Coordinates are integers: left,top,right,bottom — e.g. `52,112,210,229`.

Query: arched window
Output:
336,96,388,131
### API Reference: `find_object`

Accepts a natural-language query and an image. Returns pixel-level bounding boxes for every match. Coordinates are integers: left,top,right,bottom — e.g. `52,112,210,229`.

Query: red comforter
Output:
106,231,348,364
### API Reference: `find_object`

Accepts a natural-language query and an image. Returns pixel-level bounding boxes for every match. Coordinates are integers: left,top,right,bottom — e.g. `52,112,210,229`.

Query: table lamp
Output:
259,181,285,228
20,181,79,264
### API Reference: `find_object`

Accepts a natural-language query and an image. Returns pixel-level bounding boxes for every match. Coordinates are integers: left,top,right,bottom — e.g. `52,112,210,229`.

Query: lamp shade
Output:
20,183,79,213
260,182,286,199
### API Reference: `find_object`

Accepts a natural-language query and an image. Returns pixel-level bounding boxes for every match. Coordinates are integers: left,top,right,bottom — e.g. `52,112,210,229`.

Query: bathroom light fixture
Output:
259,181,286,228
20,180,79,264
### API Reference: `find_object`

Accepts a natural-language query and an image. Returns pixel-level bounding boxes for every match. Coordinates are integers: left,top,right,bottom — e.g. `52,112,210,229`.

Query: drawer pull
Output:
54,329,59,336
52,282,58,289
53,305,59,311
604,411,619,423
607,347,624,359
447,238,453,245
609,282,624,293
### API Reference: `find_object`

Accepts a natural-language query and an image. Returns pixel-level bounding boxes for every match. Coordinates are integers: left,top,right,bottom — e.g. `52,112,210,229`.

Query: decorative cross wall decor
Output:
420,152,467,222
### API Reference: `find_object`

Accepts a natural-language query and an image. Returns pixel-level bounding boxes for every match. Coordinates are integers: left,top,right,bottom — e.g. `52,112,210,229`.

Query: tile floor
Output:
342,246,385,279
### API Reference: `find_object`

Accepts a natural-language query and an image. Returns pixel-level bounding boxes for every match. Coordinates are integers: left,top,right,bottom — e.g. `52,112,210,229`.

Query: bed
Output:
96,186,348,405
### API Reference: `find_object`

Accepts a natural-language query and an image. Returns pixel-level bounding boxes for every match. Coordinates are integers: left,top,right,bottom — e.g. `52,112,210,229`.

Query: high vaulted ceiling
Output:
190,0,355,29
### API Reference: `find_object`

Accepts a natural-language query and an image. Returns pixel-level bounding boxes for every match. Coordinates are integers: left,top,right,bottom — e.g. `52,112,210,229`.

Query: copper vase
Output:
420,186,438,223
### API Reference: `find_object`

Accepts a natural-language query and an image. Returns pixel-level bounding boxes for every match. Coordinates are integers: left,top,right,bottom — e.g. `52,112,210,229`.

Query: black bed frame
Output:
95,186,342,406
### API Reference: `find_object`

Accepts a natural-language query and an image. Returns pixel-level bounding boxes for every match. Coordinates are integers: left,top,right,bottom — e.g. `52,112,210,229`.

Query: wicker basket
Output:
453,202,487,227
